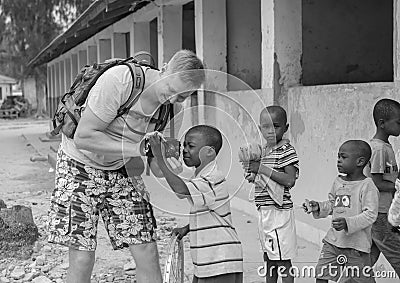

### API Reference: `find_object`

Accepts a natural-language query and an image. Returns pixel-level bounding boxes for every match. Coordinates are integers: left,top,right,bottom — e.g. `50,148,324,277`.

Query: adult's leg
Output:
374,214,400,276
66,248,95,283
129,242,162,283
370,216,384,267
370,241,380,267
370,213,400,276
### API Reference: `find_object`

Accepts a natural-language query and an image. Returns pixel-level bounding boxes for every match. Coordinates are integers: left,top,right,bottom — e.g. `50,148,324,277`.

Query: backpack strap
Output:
116,63,145,117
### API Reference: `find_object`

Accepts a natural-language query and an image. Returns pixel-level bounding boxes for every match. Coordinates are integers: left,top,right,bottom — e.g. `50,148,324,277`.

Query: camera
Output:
144,137,181,159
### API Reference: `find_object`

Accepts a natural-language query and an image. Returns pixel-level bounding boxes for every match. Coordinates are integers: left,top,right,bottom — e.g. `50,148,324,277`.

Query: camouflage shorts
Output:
47,149,157,251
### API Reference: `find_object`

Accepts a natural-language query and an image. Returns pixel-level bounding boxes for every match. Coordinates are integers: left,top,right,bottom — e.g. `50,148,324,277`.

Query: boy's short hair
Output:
169,50,205,88
373,98,400,126
343,140,372,165
187,125,223,155
263,105,288,124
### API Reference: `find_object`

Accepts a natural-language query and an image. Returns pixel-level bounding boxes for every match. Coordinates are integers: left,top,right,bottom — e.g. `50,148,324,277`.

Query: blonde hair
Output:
168,49,205,88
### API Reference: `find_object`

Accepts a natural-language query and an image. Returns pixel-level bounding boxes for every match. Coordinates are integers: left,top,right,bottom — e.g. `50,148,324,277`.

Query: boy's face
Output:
382,108,400,137
259,110,288,146
182,131,208,168
337,143,361,174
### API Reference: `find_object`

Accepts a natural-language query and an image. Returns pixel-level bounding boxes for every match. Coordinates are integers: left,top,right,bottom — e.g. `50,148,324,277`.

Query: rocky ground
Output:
0,189,192,283
0,119,193,283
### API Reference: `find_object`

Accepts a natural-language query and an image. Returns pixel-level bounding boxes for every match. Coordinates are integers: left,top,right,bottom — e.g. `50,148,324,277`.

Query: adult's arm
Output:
74,106,144,157
74,65,144,157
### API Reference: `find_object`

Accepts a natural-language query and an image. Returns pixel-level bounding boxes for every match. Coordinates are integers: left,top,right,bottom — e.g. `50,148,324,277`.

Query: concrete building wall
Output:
302,0,393,85
226,0,261,91
274,0,302,106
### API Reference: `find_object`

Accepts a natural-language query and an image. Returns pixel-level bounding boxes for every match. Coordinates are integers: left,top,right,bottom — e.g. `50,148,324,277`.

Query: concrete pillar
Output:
55,62,60,98
51,65,56,99
99,39,112,62
395,0,400,81
60,60,65,94
78,50,87,69
195,0,227,124
273,0,302,106
132,22,151,54
71,54,78,80
157,5,182,66
47,66,52,99
88,45,98,65
65,58,72,90
261,0,275,90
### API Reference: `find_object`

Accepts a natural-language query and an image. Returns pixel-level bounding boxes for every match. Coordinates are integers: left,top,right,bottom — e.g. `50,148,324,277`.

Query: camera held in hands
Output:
144,137,181,159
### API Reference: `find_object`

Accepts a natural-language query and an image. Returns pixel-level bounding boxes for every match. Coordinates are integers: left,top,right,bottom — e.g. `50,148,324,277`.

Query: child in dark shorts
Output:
304,140,379,283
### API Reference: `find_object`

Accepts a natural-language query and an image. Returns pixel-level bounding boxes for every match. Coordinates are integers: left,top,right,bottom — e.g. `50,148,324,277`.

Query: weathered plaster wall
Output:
226,0,261,91
212,88,274,198
287,83,400,232
302,0,393,85
274,0,302,107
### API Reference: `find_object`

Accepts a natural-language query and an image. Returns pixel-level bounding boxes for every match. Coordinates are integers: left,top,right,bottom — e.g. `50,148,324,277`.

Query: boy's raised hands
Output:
303,199,320,214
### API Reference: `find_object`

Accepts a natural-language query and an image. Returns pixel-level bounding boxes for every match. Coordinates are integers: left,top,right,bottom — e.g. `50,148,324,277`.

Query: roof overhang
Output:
28,0,150,69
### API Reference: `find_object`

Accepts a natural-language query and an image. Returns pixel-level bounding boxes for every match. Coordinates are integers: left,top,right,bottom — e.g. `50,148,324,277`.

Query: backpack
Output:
50,52,174,139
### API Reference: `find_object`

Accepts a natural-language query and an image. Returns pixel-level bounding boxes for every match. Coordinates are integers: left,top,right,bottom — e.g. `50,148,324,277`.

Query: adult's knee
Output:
130,242,159,266
69,248,95,271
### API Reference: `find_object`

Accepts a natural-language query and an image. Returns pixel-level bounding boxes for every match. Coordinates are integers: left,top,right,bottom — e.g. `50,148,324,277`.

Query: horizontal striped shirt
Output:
255,139,299,210
186,160,243,278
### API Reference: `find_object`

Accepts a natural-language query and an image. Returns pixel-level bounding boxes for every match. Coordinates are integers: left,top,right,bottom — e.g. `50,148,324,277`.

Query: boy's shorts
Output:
257,206,297,260
47,149,157,251
315,241,374,282
192,272,243,283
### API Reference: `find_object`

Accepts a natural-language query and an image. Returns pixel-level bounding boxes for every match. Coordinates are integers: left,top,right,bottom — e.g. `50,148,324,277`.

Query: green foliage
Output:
0,0,94,79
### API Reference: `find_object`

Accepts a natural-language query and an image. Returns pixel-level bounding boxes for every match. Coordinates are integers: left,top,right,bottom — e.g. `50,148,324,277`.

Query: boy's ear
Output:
206,146,216,156
356,156,366,167
378,119,385,128
284,123,289,133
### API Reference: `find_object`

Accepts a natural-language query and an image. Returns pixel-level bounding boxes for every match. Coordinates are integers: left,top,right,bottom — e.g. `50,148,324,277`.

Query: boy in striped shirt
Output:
245,106,299,283
148,125,243,283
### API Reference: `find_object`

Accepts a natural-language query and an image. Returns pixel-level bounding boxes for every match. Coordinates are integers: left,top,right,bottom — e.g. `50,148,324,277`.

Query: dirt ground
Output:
0,118,191,283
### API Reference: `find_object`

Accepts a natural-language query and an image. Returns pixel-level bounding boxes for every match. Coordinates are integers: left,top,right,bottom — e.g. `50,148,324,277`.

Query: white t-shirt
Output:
61,65,182,170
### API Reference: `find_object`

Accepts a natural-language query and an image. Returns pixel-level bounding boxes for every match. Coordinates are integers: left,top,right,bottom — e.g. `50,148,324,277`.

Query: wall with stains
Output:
287,82,400,230
226,0,261,91
210,88,274,201
274,0,302,93
302,0,393,86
